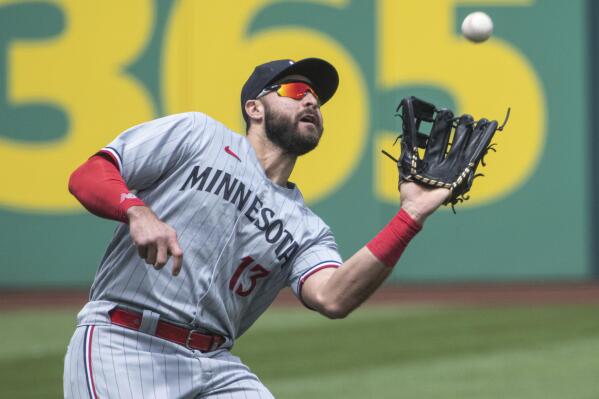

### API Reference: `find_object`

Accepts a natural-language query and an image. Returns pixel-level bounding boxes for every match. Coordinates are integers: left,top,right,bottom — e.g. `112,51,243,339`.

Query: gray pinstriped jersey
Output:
76,112,342,346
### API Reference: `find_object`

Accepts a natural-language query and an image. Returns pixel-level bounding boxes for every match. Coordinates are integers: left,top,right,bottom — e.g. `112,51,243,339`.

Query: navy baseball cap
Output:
241,58,339,123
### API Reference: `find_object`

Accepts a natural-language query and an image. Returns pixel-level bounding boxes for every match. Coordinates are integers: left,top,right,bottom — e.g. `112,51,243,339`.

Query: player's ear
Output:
245,99,264,124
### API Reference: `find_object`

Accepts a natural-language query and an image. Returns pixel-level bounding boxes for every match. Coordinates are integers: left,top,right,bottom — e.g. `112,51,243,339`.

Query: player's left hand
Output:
399,181,450,224
388,96,508,212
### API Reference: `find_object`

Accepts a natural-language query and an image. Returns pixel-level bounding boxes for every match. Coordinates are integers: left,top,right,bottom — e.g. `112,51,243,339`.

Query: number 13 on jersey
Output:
229,256,270,297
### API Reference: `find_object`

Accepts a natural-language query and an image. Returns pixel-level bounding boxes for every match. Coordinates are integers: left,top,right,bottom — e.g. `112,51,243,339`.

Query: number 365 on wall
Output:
0,0,543,211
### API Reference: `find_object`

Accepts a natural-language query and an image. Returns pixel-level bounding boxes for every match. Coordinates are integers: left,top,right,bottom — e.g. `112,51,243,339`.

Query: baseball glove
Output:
383,96,510,210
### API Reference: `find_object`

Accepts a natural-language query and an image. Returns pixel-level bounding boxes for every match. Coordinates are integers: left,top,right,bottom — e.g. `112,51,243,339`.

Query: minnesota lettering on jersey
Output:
180,165,300,265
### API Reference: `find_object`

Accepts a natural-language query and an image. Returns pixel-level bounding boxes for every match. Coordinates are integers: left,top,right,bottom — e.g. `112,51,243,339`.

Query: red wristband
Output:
366,209,422,268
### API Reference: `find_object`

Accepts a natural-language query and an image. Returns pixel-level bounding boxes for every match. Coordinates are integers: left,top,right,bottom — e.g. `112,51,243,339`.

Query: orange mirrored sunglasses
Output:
257,82,320,104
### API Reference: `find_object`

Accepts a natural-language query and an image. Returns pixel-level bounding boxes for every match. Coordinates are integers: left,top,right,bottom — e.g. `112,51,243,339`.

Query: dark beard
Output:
263,103,323,156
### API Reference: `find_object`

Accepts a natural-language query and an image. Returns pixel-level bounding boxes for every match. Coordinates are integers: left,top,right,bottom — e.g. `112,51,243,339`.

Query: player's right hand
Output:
126,206,184,276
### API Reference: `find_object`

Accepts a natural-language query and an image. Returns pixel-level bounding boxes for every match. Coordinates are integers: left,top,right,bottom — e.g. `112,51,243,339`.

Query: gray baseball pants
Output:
63,324,275,399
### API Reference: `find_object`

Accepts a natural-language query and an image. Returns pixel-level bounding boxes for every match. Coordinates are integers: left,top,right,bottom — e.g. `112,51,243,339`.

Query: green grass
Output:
0,309,78,398
1,304,598,398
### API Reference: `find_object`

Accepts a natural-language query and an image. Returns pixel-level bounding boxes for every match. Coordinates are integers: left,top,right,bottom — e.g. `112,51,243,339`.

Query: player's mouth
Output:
299,113,318,126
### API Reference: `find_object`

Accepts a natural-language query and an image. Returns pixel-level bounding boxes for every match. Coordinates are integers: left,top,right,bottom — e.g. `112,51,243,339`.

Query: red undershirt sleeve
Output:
68,154,146,223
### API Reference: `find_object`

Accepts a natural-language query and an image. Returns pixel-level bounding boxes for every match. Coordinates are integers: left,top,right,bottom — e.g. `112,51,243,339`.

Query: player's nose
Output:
301,92,320,109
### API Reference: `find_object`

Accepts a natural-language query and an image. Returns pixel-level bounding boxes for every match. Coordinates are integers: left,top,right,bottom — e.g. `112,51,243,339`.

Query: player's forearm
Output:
68,155,145,223
312,247,392,318
307,209,422,318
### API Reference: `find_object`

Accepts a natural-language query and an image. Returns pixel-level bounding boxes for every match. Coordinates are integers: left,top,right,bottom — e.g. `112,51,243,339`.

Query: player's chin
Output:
298,121,323,141
290,127,322,156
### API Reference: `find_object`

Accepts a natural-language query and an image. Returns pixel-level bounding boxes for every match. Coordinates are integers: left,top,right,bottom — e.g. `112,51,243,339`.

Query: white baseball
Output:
461,11,493,43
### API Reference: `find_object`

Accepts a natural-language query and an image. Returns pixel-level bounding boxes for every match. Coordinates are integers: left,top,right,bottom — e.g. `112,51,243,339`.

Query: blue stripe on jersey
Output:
299,260,342,282
297,261,341,310
103,146,124,172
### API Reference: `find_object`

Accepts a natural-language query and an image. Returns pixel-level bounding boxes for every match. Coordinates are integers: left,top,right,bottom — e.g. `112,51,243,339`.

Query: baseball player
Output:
64,58,450,398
